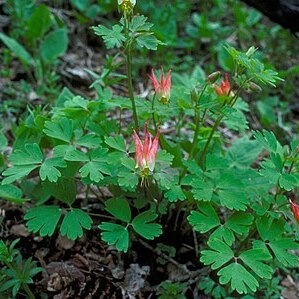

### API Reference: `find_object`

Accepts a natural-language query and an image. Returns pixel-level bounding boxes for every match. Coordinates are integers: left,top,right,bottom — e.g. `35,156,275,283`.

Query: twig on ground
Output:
139,238,208,283
192,230,199,258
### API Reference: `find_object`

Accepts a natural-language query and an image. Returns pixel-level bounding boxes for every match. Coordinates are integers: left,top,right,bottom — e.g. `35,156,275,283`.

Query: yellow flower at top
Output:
118,0,136,13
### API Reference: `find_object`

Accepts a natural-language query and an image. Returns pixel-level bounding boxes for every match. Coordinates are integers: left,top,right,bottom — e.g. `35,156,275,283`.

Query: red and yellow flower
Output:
148,68,171,104
214,73,231,96
133,124,160,177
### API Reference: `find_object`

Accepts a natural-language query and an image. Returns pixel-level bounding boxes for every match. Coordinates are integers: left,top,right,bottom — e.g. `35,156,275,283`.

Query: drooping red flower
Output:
148,68,171,104
289,199,299,224
214,73,231,96
133,124,160,174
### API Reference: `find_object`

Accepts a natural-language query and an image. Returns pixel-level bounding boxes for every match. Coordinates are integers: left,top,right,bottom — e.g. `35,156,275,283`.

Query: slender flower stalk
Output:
151,93,158,131
126,48,139,131
179,83,208,182
189,83,208,159
133,124,160,178
148,68,171,104
123,11,139,131
198,74,244,168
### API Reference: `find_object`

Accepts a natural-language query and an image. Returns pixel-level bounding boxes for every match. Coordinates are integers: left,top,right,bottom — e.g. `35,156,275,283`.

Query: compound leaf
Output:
218,263,258,294
105,198,131,223
200,239,234,269
24,206,62,237
210,226,235,246
191,179,214,201
104,136,126,152
43,176,76,205
80,162,104,182
226,212,253,235
240,248,273,279
256,216,284,241
99,222,129,252
253,130,279,153
60,209,92,240
216,173,247,211
2,165,39,185
269,238,299,267
0,184,27,204
164,185,186,202
279,173,298,191
64,149,89,161
2,144,43,184
118,169,139,190
136,34,163,50
76,134,101,148
39,157,67,182
43,118,73,143
9,143,43,165
132,210,162,240
188,202,220,233
92,24,125,49
130,15,153,32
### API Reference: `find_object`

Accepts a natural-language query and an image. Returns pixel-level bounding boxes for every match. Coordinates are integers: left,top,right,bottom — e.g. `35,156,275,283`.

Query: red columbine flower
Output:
214,73,231,96
289,199,299,224
148,68,171,104
133,124,160,176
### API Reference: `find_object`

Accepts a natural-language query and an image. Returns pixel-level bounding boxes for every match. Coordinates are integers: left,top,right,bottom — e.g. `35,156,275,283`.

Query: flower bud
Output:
206,71,221,84
246,46,257,57
249,82,262,93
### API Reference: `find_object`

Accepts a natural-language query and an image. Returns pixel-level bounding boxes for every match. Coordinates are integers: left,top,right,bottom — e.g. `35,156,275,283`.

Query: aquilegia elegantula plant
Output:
1,0,298,298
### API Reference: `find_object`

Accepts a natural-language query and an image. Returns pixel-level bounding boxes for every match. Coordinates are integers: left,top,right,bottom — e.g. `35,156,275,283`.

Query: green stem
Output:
276,201,290,210
22,282,35,299
118,107,122,134
124,15,139,132
126,48,139,131
189,84,208,159
198,116,223,168
179,84,207,181
152,94,158,132
273,185,281,201
176,112,186,138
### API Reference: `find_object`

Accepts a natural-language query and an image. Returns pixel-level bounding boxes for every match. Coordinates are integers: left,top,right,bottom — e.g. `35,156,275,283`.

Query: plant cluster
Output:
0,0,298,298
